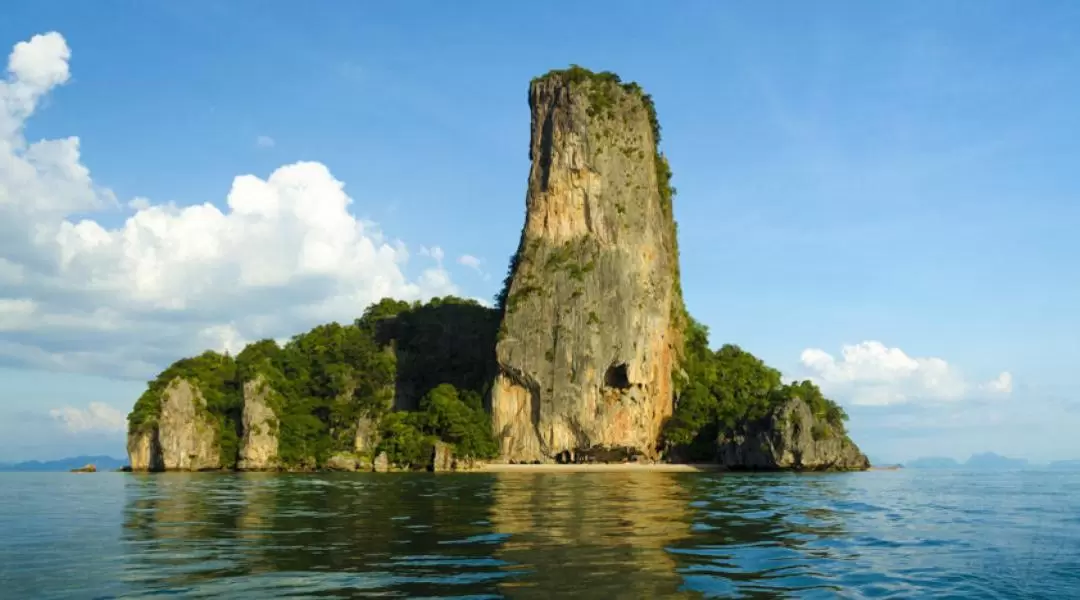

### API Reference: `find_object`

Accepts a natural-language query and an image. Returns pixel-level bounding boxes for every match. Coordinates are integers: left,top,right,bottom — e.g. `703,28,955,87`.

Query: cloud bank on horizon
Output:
800,341,1012,406
0,32,1016,449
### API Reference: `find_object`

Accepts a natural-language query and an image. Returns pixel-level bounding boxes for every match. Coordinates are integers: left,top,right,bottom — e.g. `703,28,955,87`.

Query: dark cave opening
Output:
604,362,631,389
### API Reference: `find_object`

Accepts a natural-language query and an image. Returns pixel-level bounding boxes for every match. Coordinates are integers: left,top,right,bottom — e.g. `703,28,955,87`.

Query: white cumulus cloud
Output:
800,341,1012,406
0,31,460,380
458,254,482,270
49,402,127,433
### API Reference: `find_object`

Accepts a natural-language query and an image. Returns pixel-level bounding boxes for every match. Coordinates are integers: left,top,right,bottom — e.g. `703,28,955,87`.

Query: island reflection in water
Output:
118,471,849,598
109,470,1080,598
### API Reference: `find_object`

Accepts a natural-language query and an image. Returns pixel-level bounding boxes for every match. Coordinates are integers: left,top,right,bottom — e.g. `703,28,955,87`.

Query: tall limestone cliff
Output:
491,67,686,463
237,376,280,470
127,378,221,471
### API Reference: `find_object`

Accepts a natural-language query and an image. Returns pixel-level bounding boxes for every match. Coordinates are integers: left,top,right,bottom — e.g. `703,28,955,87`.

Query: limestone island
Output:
126,67,869,474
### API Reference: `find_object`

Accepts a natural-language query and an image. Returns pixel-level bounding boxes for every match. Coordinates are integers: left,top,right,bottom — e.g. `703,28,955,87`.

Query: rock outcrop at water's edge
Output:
716,397,869,471
127,428,161,472
127,378,221,472
431,441,454,472
237,376,279,471
490,68,685,463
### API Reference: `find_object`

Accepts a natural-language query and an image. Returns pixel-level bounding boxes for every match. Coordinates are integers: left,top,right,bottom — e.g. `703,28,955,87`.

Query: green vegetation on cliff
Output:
128,351,243,465
129,303,852,470
128,296,500,470
661,318,849,461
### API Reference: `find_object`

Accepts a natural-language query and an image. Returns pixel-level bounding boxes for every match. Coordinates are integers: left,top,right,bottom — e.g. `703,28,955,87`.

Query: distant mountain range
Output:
903,452,1076,470
0,455,127,472
904,456,963,469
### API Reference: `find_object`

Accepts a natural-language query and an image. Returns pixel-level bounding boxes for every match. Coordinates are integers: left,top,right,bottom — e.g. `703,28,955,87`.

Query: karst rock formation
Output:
490,68,686,463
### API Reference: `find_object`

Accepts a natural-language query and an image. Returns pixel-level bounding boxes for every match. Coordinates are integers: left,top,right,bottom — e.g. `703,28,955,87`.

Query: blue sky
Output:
1,1,1077,464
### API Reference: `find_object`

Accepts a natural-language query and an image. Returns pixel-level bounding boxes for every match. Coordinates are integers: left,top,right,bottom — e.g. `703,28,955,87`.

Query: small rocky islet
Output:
126,66,868,473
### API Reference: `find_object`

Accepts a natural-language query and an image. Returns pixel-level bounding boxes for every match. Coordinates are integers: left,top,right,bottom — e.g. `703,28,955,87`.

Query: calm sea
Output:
0,469,1077,598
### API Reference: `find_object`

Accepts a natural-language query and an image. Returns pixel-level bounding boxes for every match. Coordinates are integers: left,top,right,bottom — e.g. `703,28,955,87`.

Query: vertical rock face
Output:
126,377,221,471
717,398,870,471
157,378,221,471
354,416,380,456
237,376,279,471
491,69,685,463
126,429,162,472
431,441,454,472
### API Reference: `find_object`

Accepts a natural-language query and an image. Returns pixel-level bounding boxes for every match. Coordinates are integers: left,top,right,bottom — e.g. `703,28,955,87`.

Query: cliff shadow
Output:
376,300,500,411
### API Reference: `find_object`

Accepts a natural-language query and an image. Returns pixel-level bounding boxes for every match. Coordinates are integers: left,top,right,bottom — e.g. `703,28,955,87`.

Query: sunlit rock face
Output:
491,69,684,463
127,378,220,472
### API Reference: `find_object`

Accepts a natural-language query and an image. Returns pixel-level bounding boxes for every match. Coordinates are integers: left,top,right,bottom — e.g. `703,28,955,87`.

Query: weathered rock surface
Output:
491,69,684,463
157,378,221,471
431,441,454,472
354,415,380,456
237,376,279,471
126,429,161,472
325,453,369,472
452,457,484,472
716,397,869,471
373,452,390,473
127,377,221,471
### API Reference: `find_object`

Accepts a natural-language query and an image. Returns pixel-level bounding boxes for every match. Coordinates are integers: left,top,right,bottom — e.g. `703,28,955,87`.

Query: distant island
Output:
965,452,1029,469
124,66,869,474
904,452,1032,470
0,455,126,472
905,457,962,469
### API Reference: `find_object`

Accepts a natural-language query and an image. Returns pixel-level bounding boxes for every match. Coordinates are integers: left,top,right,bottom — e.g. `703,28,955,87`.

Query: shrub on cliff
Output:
128,295,499,470
416,384,498,459
662,318,849,461
375,384,498,468
376,412,434,468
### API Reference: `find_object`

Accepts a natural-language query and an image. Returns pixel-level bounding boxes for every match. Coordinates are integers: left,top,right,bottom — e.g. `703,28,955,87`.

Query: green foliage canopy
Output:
128,296,499,470
661,318,849,461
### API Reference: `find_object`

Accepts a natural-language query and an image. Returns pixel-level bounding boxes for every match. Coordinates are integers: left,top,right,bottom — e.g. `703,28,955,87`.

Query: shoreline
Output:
474,462,724,473
112,463,887,474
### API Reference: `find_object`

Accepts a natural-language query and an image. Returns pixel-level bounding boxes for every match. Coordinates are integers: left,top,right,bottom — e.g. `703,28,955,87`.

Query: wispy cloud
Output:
49,402,126,433
458,254,481,270
255,135,275,148
419,245,445,263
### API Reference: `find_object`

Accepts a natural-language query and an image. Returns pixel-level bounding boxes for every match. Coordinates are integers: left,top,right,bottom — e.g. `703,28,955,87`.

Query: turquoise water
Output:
0,470,1077,598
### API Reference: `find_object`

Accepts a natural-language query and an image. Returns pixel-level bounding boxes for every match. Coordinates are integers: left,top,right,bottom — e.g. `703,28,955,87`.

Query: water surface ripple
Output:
0,470,1077,598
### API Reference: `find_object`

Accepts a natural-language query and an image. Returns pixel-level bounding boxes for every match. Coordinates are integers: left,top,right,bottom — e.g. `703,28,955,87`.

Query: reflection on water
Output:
1,470,1079,598
489,472,696,598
